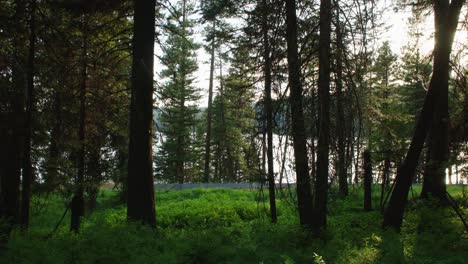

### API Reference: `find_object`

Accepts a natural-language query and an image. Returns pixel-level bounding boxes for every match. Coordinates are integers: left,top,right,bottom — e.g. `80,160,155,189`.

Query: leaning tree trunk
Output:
262,0,277,224
421,51,450,203
382,0,464,230
313,0,332,236
285,0,314,228
127,0,156,227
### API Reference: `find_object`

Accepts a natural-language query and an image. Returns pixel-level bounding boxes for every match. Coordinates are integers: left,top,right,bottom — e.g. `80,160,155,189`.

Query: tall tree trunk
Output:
127,0,156,227
335,1,347,197
203,20,216,183
285,0,314,228
1,0,26,227
262,0,277,223
363,150,372,211
313,0,332,236
310,87,316,180
383,0,463,230
20,0,36,229
176,0,187,185
71,17,87,232
420,3,455,203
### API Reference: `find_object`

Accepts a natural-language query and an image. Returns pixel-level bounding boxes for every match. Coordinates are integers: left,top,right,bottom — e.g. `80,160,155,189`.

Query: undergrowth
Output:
1,186,467,263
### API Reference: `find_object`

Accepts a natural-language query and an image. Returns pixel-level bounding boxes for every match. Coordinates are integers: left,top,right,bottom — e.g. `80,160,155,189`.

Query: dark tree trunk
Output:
203,20,216,183
71,18,87,232
448,165,452,185
0,116,22,226
262,0,277,224
0,0,26,227
285,0,314,228
313,0,332,236
382,0,463,230
127,0,156,227
310,88,316,180
421,73,449,202
20,0,36,229
380,157,390,214
335,1,347,197
363,150,372,211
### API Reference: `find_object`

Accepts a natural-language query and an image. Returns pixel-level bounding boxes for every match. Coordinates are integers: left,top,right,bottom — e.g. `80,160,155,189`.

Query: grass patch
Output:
1,186,467,263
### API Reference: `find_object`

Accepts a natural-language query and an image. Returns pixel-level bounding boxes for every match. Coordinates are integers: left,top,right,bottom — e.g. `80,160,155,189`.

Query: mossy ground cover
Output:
1,186,467,263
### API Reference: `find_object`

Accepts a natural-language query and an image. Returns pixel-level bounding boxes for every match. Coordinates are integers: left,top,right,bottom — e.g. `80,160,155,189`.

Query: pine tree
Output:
156,0,200,184
211,44,256,182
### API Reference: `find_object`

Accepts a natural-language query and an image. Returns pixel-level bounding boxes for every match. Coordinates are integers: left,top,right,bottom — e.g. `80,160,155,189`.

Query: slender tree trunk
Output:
448,165,452,185
380,157,389,213
310,88,316,180
363,150,372,211
383,0,463,230
285,0,314,228
203,20,216,183
176,87,185,184
335,1,347,197
127,0,156,227
20,0,36,229
313,0,332,236
262,0,277,223
71,17,87,232
175,0,188,185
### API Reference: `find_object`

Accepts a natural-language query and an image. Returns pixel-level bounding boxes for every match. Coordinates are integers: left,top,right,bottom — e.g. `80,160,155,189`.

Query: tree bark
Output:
313,0,332,236
285,0,314,228
262,0,277,223
127,0,156,227
1,0,26,227
203,20,216,183
382,0,464,230
20,0,36,229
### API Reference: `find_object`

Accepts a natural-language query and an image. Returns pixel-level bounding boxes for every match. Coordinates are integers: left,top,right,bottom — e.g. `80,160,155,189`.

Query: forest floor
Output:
1,185,467,263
